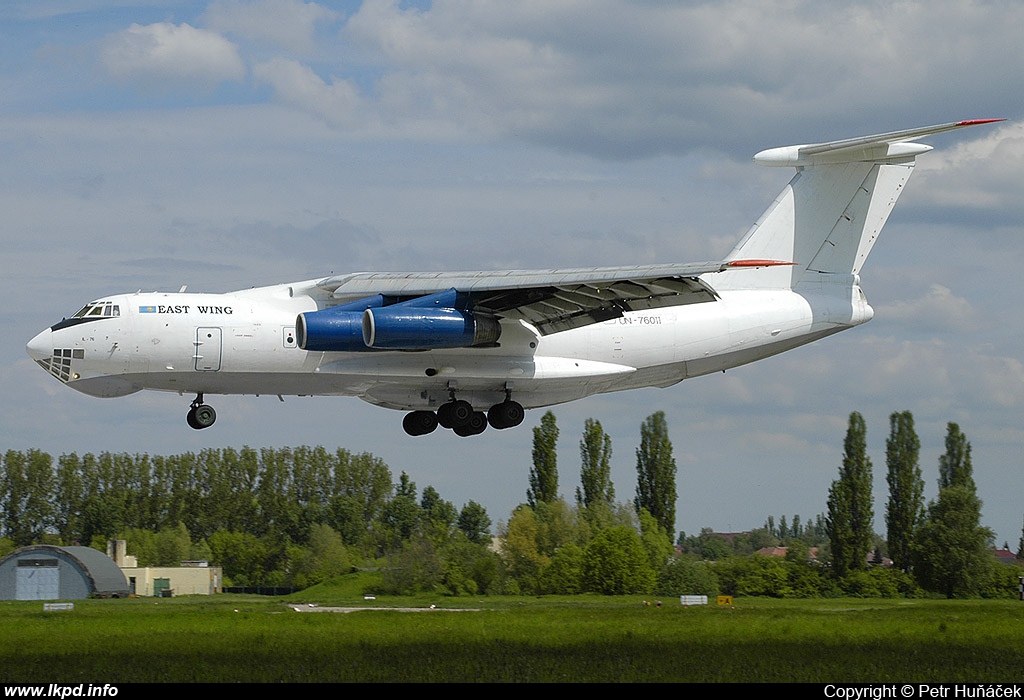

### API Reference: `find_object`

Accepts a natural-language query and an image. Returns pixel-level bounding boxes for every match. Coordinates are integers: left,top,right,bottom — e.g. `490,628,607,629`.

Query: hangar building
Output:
0,545,131,600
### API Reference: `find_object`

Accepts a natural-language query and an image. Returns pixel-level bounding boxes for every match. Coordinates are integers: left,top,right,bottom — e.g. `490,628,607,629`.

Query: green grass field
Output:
2,581,1023,683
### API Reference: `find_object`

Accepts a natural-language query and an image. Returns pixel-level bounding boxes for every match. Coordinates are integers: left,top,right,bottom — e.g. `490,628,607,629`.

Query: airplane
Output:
26,119,1001,437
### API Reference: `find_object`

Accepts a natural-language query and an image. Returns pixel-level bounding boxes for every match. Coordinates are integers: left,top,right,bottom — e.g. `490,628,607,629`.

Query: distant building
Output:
992,549,1020,566
108,540,222,596
0,545,131,600
119,564,222,597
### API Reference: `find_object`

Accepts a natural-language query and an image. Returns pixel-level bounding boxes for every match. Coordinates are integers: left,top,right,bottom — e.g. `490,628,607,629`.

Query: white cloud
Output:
100,22,245,88
877,284,979,333
915,121,1024,213
104,0,1017,160
329,0,1024,157
252,57,364,129
203,0,340,54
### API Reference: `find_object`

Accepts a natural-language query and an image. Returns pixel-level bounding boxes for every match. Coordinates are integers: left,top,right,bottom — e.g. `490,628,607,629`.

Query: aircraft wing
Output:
314,260,783,335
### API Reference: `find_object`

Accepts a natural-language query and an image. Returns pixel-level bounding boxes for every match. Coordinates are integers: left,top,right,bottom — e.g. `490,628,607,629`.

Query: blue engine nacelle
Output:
295,294,385,351
295,310,366,351
362,306,501,350
296,290,501,351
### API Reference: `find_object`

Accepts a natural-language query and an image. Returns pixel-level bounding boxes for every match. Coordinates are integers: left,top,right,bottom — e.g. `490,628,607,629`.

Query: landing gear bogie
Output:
403,397,525,437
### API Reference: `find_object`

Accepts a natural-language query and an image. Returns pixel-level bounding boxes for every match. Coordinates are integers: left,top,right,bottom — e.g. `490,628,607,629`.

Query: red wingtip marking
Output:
956,119,1005,126
726,259,796,268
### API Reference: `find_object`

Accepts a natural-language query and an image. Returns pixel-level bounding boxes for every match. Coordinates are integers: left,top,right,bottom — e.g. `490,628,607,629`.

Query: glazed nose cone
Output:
26,328,52,362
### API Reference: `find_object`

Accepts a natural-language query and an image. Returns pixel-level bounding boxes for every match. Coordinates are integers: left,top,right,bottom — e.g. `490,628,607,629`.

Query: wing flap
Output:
469,276,719,335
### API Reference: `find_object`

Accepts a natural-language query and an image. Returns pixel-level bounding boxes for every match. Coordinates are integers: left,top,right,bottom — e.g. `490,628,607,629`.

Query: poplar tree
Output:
383,471,420,541
939,422,974,490
1,451,27,545
22,450,55,545
577,418,615,520
527,411,559,508
913,423,994,597
826,412,874,578
885,411,924,572
634,411,677,539
54,453,84,543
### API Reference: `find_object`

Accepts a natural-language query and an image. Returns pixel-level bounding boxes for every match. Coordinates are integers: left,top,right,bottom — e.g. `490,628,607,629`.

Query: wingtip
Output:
956,119,1005,127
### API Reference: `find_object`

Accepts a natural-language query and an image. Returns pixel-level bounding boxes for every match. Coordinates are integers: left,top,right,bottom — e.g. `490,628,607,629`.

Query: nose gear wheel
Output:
186,394,217,430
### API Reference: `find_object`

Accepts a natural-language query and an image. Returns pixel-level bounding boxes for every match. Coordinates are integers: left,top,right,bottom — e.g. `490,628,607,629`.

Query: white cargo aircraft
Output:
27,120,1000,436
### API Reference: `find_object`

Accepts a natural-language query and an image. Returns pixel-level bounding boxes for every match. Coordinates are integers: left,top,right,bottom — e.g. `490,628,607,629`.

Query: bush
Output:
841,567,916,598
716,554,832,598
657,555,719,597
539,543,585,594
980,563,1024,599
582,526,656,594
381,538,442,595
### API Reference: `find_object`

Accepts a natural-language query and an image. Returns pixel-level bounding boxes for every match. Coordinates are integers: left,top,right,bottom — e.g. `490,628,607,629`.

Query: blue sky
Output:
3,0,1024,548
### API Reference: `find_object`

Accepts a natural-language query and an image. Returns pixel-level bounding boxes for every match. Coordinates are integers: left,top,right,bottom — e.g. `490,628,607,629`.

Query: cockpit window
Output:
73,302,119,318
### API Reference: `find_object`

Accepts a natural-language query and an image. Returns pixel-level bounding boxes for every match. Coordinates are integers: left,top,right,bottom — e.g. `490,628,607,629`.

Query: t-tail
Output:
716,119,1003,292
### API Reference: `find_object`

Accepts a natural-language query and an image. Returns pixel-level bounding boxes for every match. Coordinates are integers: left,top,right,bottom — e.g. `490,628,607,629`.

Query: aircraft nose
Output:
26,328,52,362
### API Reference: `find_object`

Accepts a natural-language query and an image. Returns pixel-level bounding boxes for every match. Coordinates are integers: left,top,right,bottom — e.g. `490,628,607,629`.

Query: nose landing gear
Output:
186,394,217,430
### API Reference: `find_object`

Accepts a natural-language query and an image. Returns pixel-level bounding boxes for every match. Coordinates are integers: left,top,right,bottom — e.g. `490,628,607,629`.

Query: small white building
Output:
108,540,222,597
120,563,222,597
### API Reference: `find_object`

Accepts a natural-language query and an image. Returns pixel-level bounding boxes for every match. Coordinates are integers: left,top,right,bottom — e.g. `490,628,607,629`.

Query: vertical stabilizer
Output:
715,120,1001,291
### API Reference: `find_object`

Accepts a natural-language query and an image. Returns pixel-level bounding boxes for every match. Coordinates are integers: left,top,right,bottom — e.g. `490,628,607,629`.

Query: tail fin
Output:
717,120,1002,290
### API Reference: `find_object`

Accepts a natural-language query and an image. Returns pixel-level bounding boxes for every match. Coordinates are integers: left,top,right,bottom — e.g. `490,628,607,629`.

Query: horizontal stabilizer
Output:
753,119,1003,167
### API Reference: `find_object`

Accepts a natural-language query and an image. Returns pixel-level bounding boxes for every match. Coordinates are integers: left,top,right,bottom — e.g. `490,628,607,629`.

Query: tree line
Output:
0,446,494,589
1,410,1019,598
823,411,1013,598
507,409,1020,598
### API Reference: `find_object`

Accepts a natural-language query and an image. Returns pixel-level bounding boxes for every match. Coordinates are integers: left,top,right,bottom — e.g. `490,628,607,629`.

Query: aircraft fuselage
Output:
26,276,871,427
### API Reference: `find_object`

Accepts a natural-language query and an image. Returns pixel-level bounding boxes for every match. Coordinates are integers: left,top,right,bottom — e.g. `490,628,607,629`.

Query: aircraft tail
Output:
716,120,1001,291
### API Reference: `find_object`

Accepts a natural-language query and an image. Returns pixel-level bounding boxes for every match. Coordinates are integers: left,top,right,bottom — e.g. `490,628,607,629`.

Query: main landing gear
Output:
402,391,525,437
186,393,217,430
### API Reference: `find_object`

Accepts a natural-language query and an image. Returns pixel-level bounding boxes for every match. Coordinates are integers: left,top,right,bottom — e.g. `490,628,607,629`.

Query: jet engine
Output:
295,310,365,352
296,289,501,351
362,306,500,350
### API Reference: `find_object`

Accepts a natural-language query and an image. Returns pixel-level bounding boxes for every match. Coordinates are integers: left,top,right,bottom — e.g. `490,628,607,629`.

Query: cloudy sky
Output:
3,0,1023,548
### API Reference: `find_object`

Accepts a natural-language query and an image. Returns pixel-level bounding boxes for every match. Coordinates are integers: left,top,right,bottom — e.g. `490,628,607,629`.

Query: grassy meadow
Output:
1,577,1023,683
